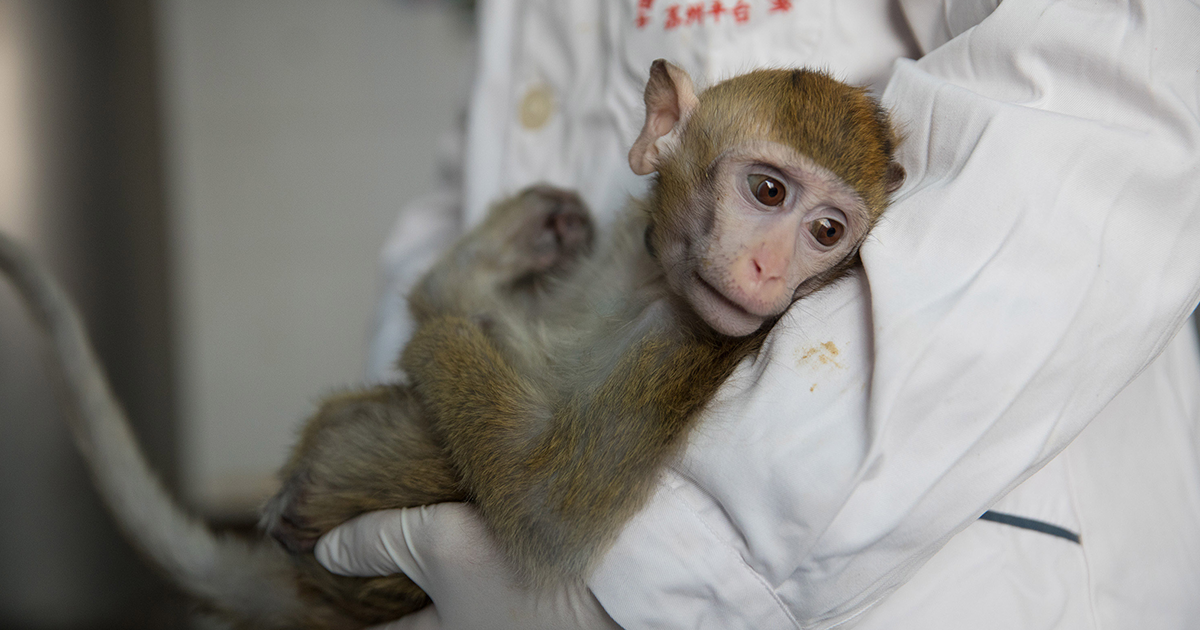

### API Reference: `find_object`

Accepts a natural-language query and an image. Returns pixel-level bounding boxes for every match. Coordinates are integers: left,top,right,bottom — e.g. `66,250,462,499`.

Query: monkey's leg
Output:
254,385,463,624
268,186,592,547
263,385,463,553
267,186,591,545
401,314,763,582
257,188,593,623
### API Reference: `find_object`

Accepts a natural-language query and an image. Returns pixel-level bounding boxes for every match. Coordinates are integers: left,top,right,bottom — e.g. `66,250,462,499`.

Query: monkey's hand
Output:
315,504,622,630
407,186,593,327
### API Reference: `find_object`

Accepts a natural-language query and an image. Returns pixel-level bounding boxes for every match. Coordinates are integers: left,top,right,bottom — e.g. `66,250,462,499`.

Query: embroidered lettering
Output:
664,4,683,29
709,0,727,21
733,0,750,23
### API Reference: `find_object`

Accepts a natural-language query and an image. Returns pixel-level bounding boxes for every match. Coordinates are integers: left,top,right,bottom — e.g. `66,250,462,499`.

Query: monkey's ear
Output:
629,60,699,176
885,161,906,193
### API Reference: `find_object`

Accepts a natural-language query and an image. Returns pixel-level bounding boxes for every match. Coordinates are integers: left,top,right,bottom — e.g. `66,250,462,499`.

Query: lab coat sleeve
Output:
590,0,1200,627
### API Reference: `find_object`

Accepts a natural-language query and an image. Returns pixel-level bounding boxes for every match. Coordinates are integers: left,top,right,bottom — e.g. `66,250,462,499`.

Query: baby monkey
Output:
0,60,903,628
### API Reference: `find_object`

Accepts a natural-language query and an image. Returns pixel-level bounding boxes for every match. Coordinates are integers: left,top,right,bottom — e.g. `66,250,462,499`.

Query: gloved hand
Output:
315,502,624,630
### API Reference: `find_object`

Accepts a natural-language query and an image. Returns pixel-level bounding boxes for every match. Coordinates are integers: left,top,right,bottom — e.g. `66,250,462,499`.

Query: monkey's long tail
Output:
0,232,344,628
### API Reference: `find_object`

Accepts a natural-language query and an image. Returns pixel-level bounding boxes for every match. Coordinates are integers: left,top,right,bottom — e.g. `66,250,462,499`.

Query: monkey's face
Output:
653,141,872,337
630,60,902,337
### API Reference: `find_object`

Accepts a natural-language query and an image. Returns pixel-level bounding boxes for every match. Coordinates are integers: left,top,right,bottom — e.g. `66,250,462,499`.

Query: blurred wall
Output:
0,0,473,627
157,0,474,517
0,0,184,627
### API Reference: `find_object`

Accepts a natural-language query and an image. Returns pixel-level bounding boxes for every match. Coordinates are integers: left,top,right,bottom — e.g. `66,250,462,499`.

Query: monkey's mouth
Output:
694,273,743,312
691,272,766,337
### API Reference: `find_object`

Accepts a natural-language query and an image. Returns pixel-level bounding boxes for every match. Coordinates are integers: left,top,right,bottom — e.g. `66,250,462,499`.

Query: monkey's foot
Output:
262,471,324,554
517,185,593,276
479,185,595,286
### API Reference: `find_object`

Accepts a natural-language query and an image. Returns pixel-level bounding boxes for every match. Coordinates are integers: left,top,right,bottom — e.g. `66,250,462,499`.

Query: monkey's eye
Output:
748,174,786,207
810,217,845,247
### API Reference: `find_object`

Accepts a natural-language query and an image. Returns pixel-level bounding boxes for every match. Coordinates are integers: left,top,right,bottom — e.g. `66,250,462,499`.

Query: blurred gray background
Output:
0,1,473,627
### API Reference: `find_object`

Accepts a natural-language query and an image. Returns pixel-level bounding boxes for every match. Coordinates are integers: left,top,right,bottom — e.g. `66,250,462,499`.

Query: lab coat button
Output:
519,85,554,130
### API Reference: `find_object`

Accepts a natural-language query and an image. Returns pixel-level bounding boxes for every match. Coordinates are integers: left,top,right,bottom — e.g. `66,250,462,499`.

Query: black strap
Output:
978,510,1081,544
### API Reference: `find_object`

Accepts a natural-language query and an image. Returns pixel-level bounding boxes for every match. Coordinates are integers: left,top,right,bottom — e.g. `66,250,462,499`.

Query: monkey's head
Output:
630,60,905,337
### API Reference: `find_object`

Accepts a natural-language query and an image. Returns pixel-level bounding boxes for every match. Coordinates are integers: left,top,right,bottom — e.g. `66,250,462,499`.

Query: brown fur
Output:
698,68,899,213
397,312,767,582
0,61,903,628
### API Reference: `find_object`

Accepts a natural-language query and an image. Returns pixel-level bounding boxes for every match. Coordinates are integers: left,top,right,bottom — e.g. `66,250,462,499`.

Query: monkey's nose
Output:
751,257,782,281
731,255,788,312
746,252,786,286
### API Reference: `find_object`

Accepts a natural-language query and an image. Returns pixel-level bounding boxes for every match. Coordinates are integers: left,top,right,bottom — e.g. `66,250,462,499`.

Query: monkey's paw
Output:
475,185,595,286
262,470,325,554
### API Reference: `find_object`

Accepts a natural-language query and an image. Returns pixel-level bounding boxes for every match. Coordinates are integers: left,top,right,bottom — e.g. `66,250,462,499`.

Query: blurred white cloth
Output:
366,0,1200,627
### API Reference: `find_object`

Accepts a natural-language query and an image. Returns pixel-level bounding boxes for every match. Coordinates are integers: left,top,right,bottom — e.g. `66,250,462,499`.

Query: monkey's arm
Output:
400,313,759,581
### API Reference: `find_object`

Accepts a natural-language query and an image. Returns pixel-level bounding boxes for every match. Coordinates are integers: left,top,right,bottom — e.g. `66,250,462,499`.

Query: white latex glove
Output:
315,503,623,630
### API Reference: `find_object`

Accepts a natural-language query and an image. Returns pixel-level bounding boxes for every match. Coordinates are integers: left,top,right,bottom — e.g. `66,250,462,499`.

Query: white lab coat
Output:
371,0,1200,627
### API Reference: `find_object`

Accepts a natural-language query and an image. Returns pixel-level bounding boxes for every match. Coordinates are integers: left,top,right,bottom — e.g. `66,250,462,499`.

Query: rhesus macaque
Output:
0,60,904,629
